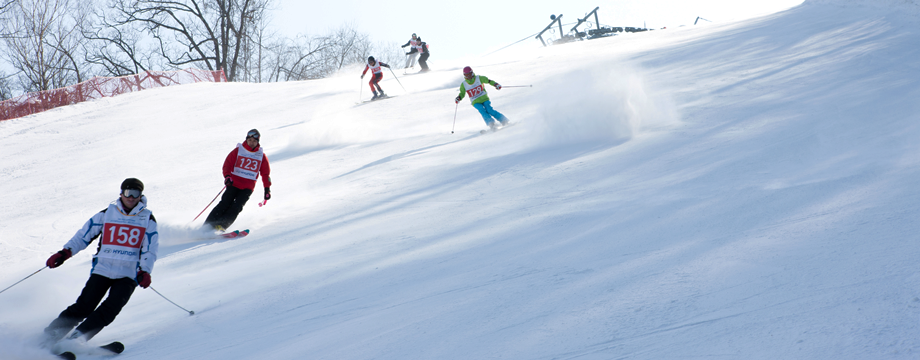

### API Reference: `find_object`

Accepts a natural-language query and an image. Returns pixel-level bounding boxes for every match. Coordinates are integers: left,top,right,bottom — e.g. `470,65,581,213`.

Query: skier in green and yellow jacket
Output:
455,66,508,130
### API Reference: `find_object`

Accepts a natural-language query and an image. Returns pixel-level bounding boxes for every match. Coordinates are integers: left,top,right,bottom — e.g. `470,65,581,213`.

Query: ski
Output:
54,341,124,359
219,229,250,239
100,341,125,354
479,122,514,134
354,95,399,106
363,95,397,103
194,229,250,241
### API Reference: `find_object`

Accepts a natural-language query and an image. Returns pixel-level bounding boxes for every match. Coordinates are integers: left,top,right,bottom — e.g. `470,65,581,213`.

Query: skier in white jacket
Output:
401,33,419,69
42,178,159,346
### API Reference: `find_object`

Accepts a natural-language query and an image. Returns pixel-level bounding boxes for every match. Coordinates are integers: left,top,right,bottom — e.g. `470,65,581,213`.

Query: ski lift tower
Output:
571,7,600,39
536,14,566,46
695,16,712,25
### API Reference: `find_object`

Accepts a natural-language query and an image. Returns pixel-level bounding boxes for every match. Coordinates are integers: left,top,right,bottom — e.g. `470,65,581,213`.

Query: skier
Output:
361,56,391,100
204,129,272,231
455,66,508,130
401,33,419,69
42,178,159,349
416,37,430,73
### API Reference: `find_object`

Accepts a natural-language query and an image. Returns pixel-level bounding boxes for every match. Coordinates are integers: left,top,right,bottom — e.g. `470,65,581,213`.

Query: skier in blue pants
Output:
455,66,508,130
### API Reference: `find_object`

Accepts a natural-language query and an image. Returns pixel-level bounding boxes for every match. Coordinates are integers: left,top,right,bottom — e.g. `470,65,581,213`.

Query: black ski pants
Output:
44,274,136,341
418,53,430,70
205,185,252,229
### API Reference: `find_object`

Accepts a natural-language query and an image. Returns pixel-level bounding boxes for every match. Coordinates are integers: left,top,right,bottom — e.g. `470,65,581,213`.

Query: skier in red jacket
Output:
361,56,391,100
204,129,272,231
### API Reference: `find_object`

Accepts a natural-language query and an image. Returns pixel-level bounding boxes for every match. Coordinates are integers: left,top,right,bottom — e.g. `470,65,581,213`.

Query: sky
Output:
4,0,920,359
269,0,805,60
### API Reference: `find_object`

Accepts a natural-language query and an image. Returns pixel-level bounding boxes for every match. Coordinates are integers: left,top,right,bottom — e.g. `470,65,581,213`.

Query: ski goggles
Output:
122,188,142,198
247,131,260,140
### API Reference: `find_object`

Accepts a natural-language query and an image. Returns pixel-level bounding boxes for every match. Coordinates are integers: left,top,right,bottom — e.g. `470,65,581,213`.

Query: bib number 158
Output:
103,224,144,248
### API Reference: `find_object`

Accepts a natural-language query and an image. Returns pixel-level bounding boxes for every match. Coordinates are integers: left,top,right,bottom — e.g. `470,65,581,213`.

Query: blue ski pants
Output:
472,100,507,126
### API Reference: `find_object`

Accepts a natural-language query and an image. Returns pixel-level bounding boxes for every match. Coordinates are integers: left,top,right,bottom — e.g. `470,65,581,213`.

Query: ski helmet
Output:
247,129,260,140
121,178,144,192
368,56,375,63
463,66,474,79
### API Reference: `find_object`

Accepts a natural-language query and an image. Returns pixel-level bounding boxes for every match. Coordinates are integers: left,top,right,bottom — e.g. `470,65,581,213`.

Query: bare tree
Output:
275,35,332,81
236,2,275,83
2,0,88,92
0,0,16,38
108,0,272,81
373,40,405,68
323,24,373,73
0,72,13,100
83,7,161,77
1,1,19,97
251,24,378,82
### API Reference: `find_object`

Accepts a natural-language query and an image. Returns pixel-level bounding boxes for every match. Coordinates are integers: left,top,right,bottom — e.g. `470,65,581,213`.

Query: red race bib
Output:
236,157,261,172
466,85,484,99
102,224,145,249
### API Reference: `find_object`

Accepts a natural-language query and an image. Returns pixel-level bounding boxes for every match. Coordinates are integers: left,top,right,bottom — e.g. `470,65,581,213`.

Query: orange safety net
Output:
0,68,227,121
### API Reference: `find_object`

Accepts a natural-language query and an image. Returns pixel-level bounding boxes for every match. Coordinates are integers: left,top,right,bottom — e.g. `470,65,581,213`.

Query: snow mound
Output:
807,0,920,13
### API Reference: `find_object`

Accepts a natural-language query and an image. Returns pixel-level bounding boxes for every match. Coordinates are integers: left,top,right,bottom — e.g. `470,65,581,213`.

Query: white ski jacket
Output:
63,196,159,280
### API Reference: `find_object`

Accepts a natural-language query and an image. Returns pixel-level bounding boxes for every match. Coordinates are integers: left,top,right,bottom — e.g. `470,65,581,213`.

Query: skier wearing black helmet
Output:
204,129,272,231
361,56,391,100
416,37,430,73
41,178,159,356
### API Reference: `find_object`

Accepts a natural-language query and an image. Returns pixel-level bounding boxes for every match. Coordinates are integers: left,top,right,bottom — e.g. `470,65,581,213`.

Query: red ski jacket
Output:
222,142,272,191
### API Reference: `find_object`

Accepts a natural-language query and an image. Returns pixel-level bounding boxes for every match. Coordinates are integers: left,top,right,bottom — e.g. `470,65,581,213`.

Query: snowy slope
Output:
2,0,920,359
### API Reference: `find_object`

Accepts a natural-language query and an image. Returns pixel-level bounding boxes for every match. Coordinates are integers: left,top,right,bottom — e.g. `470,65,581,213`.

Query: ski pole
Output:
192,185,226,222
359,77,363,102
501,85,533,88
387,67,407,92
258,198,269,207
451,103,459,134
0,266,45,295
150,286,195,316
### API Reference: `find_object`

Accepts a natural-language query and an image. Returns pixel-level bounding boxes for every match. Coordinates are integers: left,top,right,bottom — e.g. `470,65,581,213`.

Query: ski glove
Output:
264,187,271,201
495,84,502,90
455,96,461,104
360,74,364,79
224,175,233,186
136,271,151,288
46,249,72,268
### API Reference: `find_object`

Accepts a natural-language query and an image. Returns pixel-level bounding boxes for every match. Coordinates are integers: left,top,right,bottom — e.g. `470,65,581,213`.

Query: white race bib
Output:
367,61,383,74
231,143,264,180
96,204,150,262
463,76,486,101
